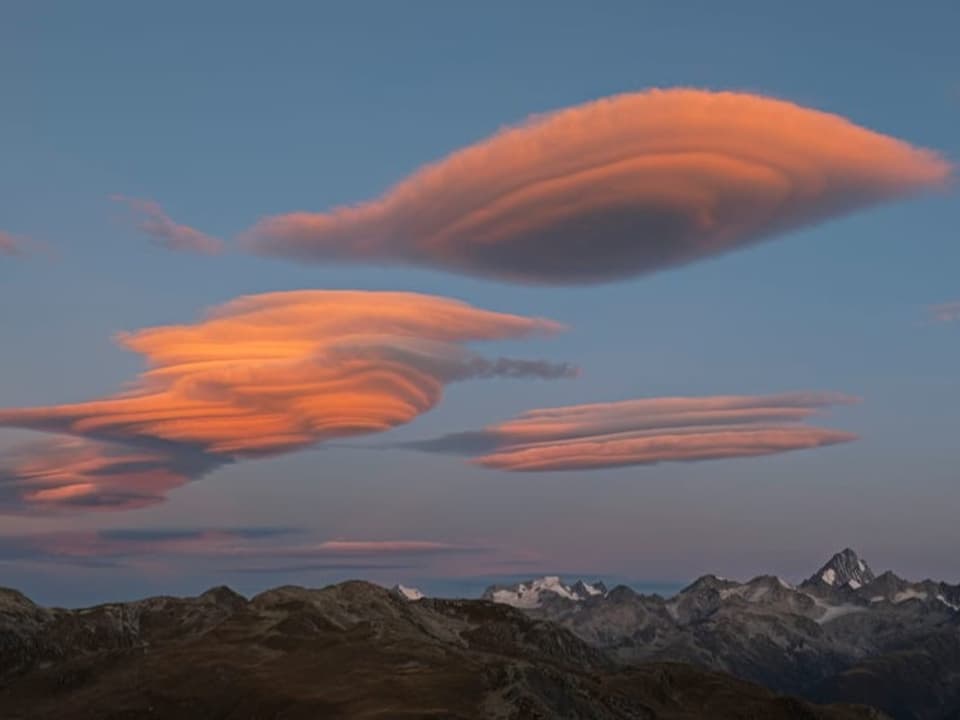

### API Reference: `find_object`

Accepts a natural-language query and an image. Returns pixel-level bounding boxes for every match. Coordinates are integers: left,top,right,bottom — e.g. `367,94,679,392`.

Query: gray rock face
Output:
804,548,877,592
483,550,960,719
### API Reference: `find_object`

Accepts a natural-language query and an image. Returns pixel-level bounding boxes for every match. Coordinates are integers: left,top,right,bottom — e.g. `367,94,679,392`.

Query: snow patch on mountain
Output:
936,594,960,611
893,589,927,604
483,576,607,608
391,584,424,601
807,548,876,590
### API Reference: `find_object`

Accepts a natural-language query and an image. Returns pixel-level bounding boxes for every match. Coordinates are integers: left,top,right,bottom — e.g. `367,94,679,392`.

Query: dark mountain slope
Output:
0,581,883,720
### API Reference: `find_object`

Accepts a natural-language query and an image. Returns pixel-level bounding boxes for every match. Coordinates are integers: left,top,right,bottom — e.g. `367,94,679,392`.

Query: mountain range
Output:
0,548,954,719
479,549,960,719
0,579,884,720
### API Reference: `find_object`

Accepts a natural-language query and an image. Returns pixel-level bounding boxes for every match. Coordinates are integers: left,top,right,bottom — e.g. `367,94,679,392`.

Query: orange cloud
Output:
112,195,224,255
0,437,221,513
246,89,951,284
0,291,572,511
402,392,859,471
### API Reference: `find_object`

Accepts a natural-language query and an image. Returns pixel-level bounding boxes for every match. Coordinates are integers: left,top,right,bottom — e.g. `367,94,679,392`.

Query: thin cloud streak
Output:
112,195,224,255
402,392,860,471
0,528,495,575
929,301,960,323
0,291,572,512
0,230,25,256
246,89,950,284
227,563,418,574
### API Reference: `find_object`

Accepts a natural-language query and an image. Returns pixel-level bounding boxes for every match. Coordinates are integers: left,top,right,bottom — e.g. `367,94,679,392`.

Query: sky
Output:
1,1,958,606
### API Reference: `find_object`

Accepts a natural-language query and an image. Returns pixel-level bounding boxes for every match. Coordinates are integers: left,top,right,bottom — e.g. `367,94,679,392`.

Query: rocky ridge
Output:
0,580,883,720
481,549,960,719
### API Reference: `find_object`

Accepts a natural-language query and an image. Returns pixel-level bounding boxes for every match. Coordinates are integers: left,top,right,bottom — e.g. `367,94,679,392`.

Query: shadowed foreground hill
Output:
0,581,885,720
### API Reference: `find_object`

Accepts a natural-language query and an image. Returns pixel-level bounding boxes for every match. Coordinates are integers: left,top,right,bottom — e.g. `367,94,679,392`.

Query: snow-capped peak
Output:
483,576,607,608
391,584,424,601
806,548,875,590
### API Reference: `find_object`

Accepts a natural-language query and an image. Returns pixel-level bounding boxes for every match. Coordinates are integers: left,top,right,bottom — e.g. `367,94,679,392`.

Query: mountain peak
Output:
807,548,875,589
199,585,247,609
390,584,424,601
483,576,607,608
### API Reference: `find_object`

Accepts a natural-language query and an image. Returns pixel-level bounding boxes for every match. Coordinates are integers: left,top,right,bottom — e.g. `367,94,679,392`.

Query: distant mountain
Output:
482,549,960,720
389,583,424,601
804,548,877,590
0,581,882,720
481,575,607,608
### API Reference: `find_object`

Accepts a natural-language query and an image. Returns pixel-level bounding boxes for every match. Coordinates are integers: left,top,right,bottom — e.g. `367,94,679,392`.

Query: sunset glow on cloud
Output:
0,291,573,511
0,527,486,572
0,230,25,256
930,301,960,323
404,392,859,471
247,89,950,284
112,195,224,255
0,437,222,513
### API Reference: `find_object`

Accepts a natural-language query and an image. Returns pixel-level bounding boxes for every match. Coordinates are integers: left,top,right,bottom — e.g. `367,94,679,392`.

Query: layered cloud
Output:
0,437,223,513
0,291,572,512
246,89,950,284
0,526,485,572
930,301,960,323
403,392,859,471
112,195,224,255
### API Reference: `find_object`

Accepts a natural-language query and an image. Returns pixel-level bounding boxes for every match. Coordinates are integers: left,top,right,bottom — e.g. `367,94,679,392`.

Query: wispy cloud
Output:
112,195,224,255
929,301,960,323
402,392,859,471
0,230,47,259
0,230,26,256
246,89,950,284
0,291,572,512
0,527,490,574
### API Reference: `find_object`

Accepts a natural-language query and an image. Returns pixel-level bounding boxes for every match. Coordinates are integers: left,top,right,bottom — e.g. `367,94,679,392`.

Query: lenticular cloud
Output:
247,89,950,284
0,291,573,512
402,392,859,471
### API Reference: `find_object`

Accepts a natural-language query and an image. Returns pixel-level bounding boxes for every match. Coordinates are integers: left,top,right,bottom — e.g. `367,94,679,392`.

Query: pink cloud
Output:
0,437,222,513
0,527,486,571
112,195,224,255
403,392,859,471
290,540,479,555
246,89,950,284
0,230,43,258
0,230,24,256
930,301,960,323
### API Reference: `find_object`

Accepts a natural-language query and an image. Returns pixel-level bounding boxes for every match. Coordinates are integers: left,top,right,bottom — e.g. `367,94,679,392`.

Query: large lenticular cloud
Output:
247,89,951,284
0,291,573,512
402,392,859,471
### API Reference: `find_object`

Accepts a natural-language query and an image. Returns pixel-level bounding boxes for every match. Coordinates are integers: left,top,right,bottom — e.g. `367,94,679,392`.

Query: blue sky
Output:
1,1,958,605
